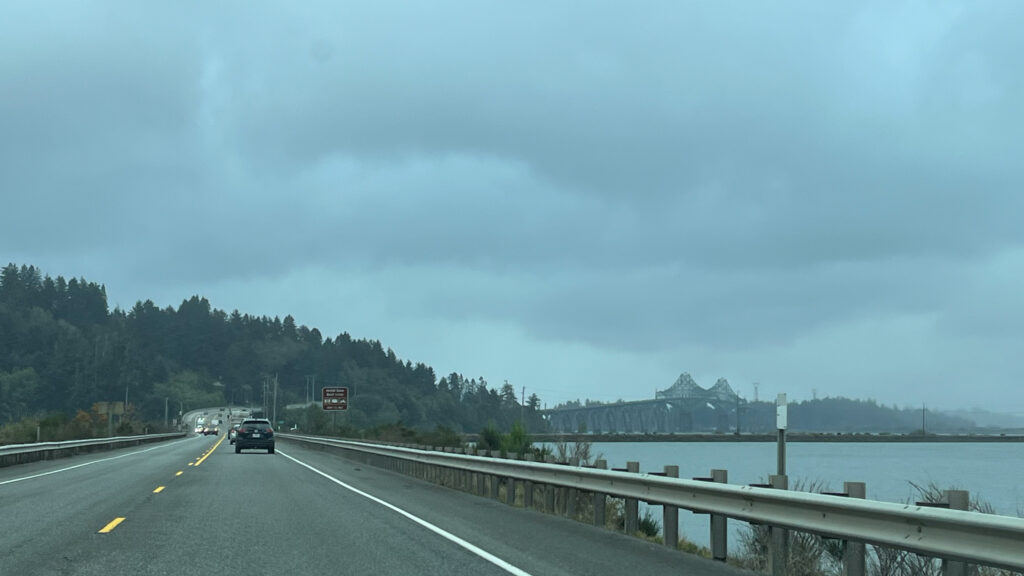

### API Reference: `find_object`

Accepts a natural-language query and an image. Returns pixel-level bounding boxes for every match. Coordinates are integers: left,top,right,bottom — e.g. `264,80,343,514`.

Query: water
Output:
550,441,1024,546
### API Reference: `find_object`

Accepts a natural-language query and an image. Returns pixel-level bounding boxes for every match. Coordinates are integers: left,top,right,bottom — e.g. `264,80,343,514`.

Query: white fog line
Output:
278,450,534,576
0,439,188,486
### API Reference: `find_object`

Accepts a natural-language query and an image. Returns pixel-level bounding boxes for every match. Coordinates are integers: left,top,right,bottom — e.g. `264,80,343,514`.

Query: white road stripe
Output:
0,439,188,486
278,450,534,576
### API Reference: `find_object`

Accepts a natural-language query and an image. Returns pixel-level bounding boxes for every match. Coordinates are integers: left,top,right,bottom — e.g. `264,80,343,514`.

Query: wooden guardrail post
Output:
710,469,728,561
566,461,578,520
769,474,789,576
942,490,970,576
822,481,867,576
489,451,501,499
662,465,679,549
523,454,535,508
557,460,570,517
694,469,728,560
593,459,607,527
505,453,518,506
544,455,557,512
624,461,640,534
844,482,866,576
456,447,465,490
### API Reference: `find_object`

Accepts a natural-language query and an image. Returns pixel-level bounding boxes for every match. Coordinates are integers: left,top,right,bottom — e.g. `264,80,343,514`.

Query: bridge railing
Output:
278,433,1024,575
0,433,186,467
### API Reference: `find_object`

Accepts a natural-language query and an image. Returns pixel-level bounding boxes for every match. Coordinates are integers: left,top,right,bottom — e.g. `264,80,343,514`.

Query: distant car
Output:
201,426,218,436
194,425,204,434
228,424,241,444
235,418,274,454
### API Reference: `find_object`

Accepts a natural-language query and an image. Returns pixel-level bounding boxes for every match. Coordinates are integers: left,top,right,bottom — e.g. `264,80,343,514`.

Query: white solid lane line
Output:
0,438,189,486
278,450,534,576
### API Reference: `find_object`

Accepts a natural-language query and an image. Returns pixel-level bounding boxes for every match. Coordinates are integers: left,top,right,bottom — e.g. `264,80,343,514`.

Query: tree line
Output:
0,263,547,440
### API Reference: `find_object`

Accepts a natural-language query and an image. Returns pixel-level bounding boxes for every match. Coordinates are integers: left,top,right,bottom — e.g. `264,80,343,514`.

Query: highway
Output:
0,434,754,576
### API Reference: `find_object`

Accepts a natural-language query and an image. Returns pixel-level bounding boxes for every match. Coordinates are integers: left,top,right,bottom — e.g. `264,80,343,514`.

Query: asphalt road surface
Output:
0,435,755,575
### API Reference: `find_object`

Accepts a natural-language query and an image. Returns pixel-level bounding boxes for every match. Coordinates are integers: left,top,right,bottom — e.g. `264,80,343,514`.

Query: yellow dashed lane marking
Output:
175,471,183,477
153,486,165,493
194,434,226,467
98,517,125,533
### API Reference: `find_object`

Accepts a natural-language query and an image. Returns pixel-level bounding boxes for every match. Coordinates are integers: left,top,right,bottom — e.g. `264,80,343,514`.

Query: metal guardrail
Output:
0,433,186,466
279,433,1024,573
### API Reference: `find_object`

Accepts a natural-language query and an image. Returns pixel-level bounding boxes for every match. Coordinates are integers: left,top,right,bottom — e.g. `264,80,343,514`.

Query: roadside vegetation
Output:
728,480,1022,576
0,407,169,445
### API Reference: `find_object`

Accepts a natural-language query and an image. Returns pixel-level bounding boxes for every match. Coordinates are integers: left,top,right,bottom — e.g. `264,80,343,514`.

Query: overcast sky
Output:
3,2,1023,413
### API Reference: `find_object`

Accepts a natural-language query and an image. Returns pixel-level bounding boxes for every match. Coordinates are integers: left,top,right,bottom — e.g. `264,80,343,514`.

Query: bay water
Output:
554,441,1024,547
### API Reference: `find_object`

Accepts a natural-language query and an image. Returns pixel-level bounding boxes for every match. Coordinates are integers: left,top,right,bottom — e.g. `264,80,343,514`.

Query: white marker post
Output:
776,393,787,476
772,393,790,576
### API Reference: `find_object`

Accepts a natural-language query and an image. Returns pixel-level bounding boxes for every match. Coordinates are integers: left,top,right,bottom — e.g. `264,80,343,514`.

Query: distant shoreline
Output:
528,433,1024,443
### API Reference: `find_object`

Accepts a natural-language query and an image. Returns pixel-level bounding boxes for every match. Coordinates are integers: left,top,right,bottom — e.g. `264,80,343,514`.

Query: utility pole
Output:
273,374,278,425
521,386,526,426
922,403,926,434
164,397,169,428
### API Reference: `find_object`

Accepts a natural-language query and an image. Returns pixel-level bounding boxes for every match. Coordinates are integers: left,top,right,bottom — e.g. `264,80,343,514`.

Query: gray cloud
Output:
3,1,1024,409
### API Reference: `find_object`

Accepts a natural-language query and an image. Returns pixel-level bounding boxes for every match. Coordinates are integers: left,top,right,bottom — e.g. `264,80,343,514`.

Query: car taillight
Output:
266,427,273,434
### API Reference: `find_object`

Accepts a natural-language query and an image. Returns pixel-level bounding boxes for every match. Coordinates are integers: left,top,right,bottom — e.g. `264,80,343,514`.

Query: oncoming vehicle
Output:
234,418,274,454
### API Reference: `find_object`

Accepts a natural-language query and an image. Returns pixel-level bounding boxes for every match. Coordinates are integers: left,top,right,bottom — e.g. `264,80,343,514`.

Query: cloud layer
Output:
3,2,1023,410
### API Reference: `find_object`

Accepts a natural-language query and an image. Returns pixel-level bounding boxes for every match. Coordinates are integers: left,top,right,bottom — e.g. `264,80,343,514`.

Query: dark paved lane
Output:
0,435,754,576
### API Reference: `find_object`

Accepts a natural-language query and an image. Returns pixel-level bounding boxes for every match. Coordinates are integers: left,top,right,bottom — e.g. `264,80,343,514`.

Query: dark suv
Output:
234,418,275,454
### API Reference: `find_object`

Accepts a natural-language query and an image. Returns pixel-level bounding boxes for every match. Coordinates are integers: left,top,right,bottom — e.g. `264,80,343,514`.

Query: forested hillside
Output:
0,264,545,435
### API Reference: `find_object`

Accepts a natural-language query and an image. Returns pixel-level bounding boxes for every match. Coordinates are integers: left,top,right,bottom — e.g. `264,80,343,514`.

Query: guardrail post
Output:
710,469,728,561
524,454,535,508
663,465,679,549
843,482,866,576
557,460,570,517
593,459,607,527
489,451,501,499
624,461,640,534
567,471,578,520
942,490,970,576
506,453,517,506
454,448,462,489
543,455,556,513
769,474,789,576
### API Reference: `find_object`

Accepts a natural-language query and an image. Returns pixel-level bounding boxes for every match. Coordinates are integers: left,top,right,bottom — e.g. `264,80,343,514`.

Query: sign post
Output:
776,393,788,476
322,387,349,411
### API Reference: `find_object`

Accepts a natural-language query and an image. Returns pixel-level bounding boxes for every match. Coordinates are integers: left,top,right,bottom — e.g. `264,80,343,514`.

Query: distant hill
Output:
0,263,544,436
748,397,975,434
552,384,979,434
945,408,1024,431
